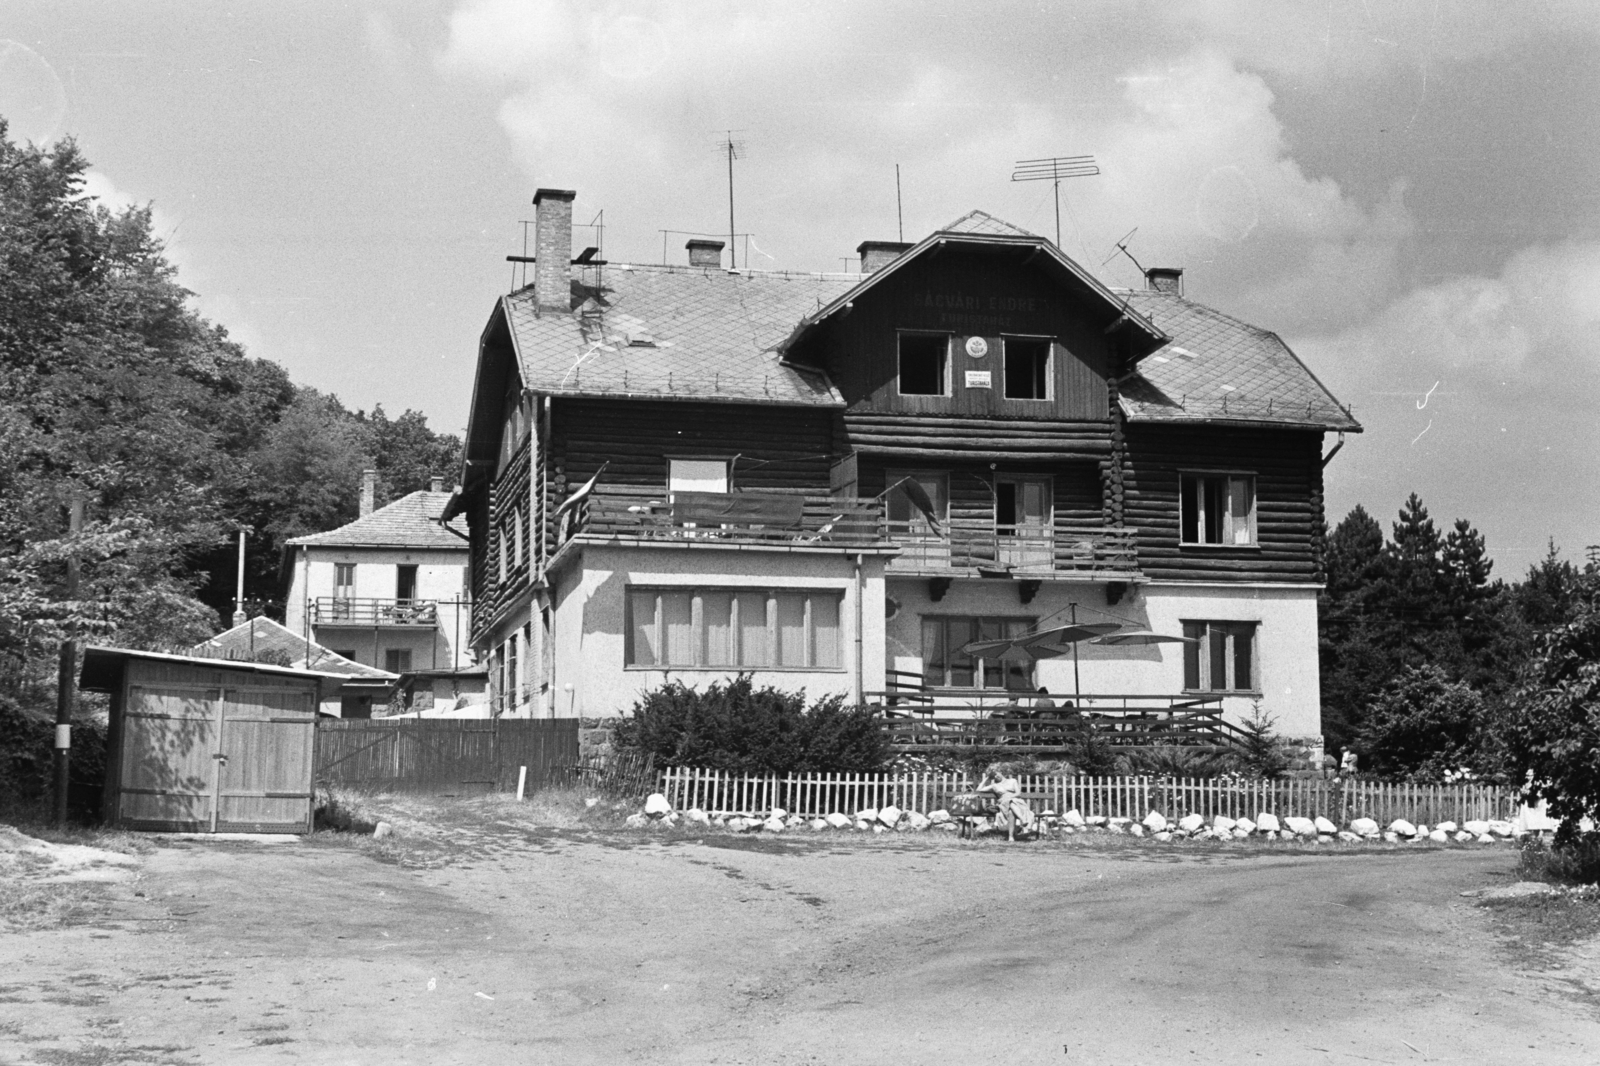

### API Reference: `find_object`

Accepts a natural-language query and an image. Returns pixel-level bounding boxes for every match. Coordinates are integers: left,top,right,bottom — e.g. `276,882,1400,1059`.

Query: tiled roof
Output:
502,266,854,407
190,617,395,679
286,491,469,549
939,210,1039,238
1117,290,1360,432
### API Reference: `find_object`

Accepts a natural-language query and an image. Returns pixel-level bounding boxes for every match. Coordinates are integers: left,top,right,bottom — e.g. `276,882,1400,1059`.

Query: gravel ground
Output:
1,813,1598,1065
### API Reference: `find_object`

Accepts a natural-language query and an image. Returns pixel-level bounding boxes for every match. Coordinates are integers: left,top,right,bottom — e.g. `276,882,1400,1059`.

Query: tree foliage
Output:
1355,665,1487,781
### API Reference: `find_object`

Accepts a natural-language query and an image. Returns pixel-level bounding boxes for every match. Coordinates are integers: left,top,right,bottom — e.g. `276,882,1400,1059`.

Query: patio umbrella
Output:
1090,629,1198,646
960,621,1122,696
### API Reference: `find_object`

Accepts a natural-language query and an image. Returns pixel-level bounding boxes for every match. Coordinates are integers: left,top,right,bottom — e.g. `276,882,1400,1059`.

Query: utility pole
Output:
232,528,248,627
54,496,83,828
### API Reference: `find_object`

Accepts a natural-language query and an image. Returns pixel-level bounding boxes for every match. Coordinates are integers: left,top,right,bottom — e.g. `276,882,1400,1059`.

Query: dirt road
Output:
2,823,1597,1065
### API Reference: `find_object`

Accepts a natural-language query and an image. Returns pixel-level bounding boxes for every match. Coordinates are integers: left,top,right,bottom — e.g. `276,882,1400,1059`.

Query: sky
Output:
2,1,1598,574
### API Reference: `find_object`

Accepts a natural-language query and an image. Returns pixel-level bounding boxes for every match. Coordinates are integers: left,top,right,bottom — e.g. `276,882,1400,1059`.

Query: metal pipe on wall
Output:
853,554,864,705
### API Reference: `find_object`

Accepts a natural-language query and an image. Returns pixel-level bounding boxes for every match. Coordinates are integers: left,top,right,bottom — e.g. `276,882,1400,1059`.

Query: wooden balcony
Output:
312,597,439,627
565,492,889,550
866,689,1243,751
885,522,1138,576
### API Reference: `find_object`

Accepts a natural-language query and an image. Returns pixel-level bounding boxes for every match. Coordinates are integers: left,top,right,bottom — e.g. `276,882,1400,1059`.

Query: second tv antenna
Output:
1011,154,1099,250
715,130,746,268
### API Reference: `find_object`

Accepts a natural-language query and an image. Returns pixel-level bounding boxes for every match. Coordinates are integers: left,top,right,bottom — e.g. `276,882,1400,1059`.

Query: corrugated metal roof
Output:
503,266,853,406
79,645,351,693
286,491,469,550
1117,290,1360,432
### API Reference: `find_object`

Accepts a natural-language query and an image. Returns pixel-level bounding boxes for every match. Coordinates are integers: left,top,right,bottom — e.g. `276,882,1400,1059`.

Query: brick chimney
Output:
429,476,444,493
533,188,576,313
359,469,377,517
1144,267,1183,296
857,241,912,274
686,239,725,268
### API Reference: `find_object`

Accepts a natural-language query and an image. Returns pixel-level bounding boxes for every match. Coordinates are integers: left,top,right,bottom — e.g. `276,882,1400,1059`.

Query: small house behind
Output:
81,647,331,834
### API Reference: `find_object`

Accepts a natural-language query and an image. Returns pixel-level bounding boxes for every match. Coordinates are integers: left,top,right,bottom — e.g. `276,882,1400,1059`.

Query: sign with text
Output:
964,370,992,389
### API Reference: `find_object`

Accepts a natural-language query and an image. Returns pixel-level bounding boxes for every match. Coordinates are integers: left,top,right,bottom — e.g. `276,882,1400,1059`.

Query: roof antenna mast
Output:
1101,226,1146,274
1011,154,1099,250
896,163,904,243
715,130,746,268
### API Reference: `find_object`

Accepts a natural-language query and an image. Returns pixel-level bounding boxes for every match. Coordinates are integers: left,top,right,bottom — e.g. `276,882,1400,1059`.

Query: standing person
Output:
1340,748,1359,778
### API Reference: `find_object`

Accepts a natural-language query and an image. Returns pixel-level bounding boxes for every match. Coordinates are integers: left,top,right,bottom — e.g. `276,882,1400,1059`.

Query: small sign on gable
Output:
964,370,992,389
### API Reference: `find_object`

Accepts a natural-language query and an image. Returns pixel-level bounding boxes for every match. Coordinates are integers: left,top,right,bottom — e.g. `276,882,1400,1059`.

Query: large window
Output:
922,616,1035,690
627,588,843,670
1182,621,1257,693
669,458,729,494
1003,337,1052,400
898,333,949,396
1180,473,1255,545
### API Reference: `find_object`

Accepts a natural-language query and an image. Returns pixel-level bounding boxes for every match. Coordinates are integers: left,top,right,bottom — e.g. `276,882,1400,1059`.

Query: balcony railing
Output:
565,492,888,549
312,597,439,627
886,521,1138,575
865,688,1241,750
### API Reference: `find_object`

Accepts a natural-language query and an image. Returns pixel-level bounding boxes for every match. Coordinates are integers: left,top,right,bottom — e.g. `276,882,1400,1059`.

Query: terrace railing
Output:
886,521,1138,575
312,597,439,627
565,492,888,550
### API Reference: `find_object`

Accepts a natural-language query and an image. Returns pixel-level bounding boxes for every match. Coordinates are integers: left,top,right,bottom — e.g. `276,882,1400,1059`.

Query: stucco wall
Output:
884,577,1322,739
549,545,887,718
284,546,473,670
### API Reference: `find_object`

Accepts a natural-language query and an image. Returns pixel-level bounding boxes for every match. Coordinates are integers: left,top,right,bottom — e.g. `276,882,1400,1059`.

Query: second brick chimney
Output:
359,469,377,517
1144,267,1184,296
533,188,576,313
687,239,725,268
857,240,912,273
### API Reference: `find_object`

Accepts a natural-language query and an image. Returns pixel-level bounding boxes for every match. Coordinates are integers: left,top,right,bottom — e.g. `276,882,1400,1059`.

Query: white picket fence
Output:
659,767,1518,826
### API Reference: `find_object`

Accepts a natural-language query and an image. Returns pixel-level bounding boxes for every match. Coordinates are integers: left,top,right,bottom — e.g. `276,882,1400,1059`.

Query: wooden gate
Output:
113,665,317,833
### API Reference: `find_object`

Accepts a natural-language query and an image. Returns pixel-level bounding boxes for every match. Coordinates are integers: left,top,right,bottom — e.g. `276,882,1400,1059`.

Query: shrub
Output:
613,675,888,774
1235,703,1291,779
1356,664,1485,781
1518,836,1600,886
1121,744,1236,778
0,692,107,823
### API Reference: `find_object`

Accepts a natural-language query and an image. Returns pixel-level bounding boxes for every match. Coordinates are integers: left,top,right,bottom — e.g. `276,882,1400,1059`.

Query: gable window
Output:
1182,621,1256,693
668,459,729,495
922,616,1035,690
627,588,843,670
1180,473,1255,545
898,333,949,396
1003,337,1052,400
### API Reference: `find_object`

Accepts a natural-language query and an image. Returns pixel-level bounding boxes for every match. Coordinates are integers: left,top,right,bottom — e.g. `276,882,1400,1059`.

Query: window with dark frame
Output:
627,588,844,670
1180,473,1256,545
1003,337,1052,400
384,648,413,674
921,616,1035,690
1181,621,1257,692
898,333,949,396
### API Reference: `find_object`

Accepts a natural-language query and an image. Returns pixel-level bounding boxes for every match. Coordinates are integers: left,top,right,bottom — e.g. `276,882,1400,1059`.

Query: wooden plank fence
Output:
660,768,1518,826
315,719,579,794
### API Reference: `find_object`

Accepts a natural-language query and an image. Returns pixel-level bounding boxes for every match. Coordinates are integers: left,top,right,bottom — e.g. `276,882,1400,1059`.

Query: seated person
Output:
974,766,1036,831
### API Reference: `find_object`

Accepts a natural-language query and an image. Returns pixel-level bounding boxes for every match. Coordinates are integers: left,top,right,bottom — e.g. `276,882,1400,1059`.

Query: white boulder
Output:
825,812,852,830
856,808,878,823
785,815,806,828
1235,817,1257,834
1128,823,1145,837
1213,815,1237,832
1388,819,1417,837
1255,813,1281,833
1463,820,1489,836
1488,820,1515,837
624,812,649,829
1476,833,1495,844
853,819,871,832
1107,823,1126,835
1314,816,1338,835
1416,824,1430,836
1178,813,1205,834
644,793,672,818
1062,809,1087,828
373,821,393,839
1085,815,1108,827
1454,830,1475,843
1350,817,1379,837
1142,811,1169,833
809,818,828,831
1283,816,1317,837
1337,831,1362,843
906,811,931,831
1436,820,1458,834
1231,827,1251,840
1382,831,1400,843
685,808,711,825
762,816,786,833
1154,831,1173,842
929,809,952,825
1428,828,1450,843
877,805,903,828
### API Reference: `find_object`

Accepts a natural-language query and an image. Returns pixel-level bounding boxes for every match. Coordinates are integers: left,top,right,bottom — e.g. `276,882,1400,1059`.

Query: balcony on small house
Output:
885,521,1138,577
311,597,440,627
563,491,889,550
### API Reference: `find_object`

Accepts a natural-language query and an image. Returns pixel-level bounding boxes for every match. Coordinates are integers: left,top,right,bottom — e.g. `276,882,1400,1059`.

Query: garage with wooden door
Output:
81,647,329,834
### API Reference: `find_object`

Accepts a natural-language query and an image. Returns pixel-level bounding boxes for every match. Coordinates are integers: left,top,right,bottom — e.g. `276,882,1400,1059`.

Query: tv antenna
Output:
715,130,746,268
1102,226,1145,274
1011,154,1099,249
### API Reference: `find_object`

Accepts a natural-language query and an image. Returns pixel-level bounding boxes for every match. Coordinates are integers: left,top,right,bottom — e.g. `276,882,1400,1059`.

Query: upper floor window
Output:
668,458,729,495
1003,337,1052,400
898,332,949,396
396,564,417,602
1180,473,1255,545
334,563,356,600
1182,621,1256,693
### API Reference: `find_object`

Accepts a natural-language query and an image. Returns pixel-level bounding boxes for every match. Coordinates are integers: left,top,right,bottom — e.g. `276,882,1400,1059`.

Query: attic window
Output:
898,333,949,396
1003,337,1052,400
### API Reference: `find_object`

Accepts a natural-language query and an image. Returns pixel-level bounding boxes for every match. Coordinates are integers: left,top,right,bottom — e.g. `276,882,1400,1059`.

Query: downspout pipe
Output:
853,553,864,706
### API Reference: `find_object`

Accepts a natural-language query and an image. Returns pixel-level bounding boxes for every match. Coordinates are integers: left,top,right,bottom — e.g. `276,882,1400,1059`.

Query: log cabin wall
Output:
852,456,1104,532
1122,424,1326,583
809,253,1112,420
541,397,838,554
470,436,533,644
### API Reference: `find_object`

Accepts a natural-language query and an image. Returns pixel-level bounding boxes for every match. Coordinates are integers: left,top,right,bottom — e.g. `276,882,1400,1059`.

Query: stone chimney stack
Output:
533,188,576,313
857,241,913,274
430,476,444,493
686,239,725,268
359,469,376,517
1144,267,1184,296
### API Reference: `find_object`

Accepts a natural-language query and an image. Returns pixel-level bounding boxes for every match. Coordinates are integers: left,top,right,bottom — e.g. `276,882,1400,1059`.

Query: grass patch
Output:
0,878,109,931
1517,835,1600,886
1480,885,1600,971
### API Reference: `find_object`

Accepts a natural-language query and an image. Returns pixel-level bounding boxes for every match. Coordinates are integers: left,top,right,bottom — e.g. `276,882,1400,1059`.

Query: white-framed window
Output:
627,588,844,670
1180,472,1256,545
897,332,950,396
512,507,524,567
1002,336,1052,400
668,459,729,495
1182,621,1257,693
922,616,1035,690
497,523,508,583
334,563,356,599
